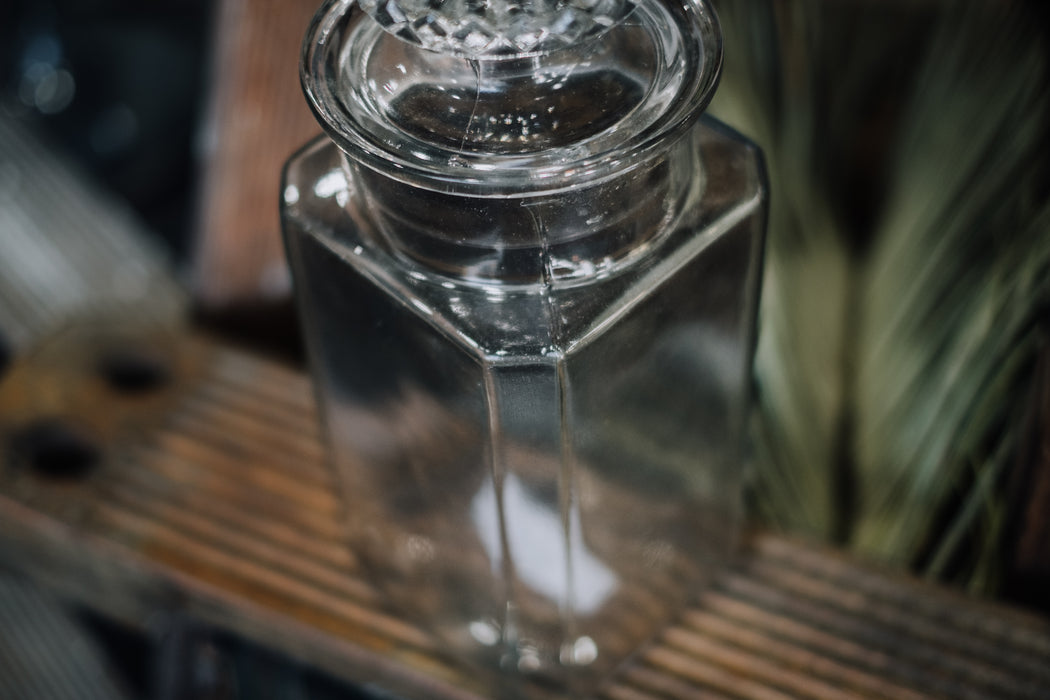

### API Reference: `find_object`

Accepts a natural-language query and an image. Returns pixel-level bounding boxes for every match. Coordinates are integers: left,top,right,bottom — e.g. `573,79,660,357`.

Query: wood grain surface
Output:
193,0,321,309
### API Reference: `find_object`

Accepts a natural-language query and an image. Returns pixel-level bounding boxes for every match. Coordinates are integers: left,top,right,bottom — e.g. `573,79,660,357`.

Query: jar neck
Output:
345,142,701,284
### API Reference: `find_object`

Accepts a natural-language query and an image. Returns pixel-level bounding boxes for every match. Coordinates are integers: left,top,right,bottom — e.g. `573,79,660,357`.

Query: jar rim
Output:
300,0,722,196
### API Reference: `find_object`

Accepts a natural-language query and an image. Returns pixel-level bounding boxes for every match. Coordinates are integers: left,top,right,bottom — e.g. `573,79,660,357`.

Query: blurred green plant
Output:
710,0,1050,592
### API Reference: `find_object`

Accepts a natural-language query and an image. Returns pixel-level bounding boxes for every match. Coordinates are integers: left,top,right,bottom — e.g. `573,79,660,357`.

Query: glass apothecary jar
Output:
281,0,766,694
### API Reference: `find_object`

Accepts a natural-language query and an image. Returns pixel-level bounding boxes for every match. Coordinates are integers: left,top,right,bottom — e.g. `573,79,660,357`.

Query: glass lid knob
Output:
358,0,645,58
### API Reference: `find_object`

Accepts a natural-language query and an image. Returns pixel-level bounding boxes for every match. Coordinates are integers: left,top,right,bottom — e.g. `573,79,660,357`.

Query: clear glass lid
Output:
300,0,722,194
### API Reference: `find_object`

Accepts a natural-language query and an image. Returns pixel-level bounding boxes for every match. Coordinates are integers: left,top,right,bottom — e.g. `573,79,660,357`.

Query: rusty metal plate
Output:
1,328,1049,699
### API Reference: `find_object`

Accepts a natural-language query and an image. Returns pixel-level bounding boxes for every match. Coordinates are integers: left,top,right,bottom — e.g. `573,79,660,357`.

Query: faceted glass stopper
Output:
359,0,643,58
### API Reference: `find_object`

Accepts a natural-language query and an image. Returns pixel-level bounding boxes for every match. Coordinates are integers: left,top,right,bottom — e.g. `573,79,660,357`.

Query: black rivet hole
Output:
10,419,101,479
97,348,170,395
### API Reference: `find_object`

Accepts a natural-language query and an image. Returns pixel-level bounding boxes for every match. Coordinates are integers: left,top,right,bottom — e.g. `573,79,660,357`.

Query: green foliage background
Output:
709,0,1050,592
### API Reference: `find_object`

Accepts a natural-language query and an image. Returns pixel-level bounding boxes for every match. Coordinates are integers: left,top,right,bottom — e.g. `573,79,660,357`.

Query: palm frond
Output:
713,0,853,538
711,0,1050,592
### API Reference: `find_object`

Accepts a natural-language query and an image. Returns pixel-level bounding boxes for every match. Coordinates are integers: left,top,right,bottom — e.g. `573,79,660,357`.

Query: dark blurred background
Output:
1,0,319,364
0,0,210,261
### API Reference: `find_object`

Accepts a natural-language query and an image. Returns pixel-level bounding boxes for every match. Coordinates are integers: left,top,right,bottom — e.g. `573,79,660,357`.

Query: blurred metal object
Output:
1008,328,1050,609
192,0,321,310
0,115,185,350
0,321,209,482
0,572,130,700
1,326,1049,700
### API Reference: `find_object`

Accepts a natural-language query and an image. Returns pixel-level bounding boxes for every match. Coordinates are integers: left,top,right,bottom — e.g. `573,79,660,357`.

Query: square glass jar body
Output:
281,116,766,693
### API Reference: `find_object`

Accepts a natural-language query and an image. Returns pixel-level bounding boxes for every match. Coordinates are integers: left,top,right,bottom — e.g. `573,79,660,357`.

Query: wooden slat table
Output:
1,325,1048,699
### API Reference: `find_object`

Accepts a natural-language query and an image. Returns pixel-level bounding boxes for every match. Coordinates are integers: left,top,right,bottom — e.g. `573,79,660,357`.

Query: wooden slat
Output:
193,0,321,308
